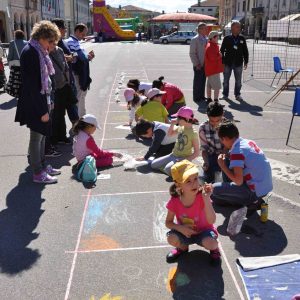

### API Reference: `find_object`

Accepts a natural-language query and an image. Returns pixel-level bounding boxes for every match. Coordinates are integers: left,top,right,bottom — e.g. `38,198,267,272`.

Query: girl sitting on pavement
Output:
73,114,122,168
124,88,142,127
151,106,200,176
152,76,186,115
135,88,169,123
165,160,221,265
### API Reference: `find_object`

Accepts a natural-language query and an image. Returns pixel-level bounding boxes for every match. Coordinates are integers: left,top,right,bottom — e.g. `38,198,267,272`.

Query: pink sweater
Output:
73,130,113,162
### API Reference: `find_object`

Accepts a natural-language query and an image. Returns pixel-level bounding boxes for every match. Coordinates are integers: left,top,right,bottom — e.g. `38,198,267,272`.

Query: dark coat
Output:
15,44,50,136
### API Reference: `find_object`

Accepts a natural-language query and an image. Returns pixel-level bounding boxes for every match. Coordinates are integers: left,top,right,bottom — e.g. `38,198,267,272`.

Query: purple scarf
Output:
29,39,55,95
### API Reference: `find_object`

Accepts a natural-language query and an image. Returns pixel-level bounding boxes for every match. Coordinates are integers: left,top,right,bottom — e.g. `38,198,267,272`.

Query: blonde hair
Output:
31,20,61,41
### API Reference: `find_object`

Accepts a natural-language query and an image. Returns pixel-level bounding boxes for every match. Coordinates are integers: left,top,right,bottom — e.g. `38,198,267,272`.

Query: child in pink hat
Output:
151,106,200,176
124,88,141,127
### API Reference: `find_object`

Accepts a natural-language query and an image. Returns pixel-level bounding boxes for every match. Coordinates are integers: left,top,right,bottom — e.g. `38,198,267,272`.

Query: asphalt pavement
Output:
0,40,299,300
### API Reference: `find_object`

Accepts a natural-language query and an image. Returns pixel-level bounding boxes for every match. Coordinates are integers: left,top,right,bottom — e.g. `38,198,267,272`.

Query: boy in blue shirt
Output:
211,121,273,212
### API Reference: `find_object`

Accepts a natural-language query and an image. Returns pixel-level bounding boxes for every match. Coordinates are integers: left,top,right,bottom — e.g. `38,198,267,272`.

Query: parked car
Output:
159,31,196,44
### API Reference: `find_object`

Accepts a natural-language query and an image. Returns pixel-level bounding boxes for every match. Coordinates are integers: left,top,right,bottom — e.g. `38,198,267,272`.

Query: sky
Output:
106,0,198,13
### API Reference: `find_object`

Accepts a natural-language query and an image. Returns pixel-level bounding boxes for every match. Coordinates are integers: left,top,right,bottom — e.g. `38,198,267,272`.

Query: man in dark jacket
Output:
220,21,249,101
66,23,94,117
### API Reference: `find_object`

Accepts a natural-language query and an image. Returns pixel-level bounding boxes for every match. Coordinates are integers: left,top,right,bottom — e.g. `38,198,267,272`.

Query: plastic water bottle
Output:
227,206,247,236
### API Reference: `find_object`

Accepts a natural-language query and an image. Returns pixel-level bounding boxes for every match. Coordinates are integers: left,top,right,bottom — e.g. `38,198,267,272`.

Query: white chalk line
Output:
64,190,92,300
219,243,246,300
85,190,168,197
65,244,170,254
262,148,300,154
64,70,119,300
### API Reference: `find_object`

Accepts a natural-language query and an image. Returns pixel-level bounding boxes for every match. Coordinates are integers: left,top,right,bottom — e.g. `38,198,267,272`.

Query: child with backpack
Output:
165,160,221,265
73,114,122,169
151,106,200,176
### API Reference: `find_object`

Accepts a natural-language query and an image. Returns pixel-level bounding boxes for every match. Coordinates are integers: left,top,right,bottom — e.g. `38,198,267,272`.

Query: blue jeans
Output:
193,66,206,102
223,64,243,98
66,103,79,123
167,229,217,246
204,153,221,183
211,182,260,206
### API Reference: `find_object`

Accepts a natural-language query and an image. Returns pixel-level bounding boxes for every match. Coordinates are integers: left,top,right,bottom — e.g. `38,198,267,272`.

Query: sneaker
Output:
214,99,219,102
45,149,62,158
206,98,213,104
219,95,229,101
33,171,57,184
57,137,72,145
166,248,188,264
235,95,244,101
210,248,221,266
45,165,61,176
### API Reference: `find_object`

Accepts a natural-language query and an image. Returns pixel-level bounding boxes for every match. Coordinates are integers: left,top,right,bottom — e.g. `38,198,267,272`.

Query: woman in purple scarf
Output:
15,21,61,184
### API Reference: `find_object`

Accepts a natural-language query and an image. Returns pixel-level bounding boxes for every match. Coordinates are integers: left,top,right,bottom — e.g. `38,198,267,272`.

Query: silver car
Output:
159,31,196,44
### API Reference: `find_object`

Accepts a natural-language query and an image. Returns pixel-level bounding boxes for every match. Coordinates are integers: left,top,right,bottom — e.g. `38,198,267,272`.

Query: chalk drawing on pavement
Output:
153,197,168,243
80,234,120,251
90,293,122,300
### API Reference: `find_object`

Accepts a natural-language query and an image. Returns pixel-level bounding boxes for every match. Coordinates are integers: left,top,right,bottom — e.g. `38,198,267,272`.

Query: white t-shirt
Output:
138,82,152,93
153,122,177,145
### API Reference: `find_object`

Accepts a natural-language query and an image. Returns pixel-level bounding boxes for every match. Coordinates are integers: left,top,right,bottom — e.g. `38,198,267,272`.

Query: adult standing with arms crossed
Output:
189,23,208,104
220,21,249,102
66,23,94,117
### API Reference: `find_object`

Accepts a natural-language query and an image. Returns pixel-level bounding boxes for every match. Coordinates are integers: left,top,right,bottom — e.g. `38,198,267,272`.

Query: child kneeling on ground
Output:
73,114,122,169
165,160,221,265
199,101,225,183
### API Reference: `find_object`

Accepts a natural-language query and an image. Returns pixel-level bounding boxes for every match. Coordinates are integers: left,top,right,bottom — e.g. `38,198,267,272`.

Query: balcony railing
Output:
252,7,264,15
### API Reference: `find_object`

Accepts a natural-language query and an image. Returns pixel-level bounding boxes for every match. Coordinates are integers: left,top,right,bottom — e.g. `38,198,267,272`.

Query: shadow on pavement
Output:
0,97,17,110
0,168,45,274
169,250,224,300
226,98,263,116
215,205,287,257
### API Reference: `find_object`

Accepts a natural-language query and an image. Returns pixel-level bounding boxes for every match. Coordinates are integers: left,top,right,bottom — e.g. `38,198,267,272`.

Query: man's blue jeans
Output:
211,182,260,206
222,64,243,98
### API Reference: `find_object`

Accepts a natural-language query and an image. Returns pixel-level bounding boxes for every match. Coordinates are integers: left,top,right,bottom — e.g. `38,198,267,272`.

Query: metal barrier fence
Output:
242,2,300,81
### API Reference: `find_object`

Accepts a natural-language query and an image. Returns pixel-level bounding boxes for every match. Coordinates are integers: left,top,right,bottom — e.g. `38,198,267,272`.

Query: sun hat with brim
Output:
147,88,166,99
171,160,199,184
124,88,135,101
82,114,100,129
208,30,221,40
171,106,198,123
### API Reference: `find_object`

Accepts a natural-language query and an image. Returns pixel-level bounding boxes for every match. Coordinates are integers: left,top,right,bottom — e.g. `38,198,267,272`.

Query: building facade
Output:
220,0,300,34
65,0,91,35
188,0,219,18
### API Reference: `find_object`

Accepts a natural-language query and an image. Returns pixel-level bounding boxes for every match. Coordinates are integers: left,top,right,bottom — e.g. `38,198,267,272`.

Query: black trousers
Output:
52,84,75,143
193,66,206,102
155,143,175,158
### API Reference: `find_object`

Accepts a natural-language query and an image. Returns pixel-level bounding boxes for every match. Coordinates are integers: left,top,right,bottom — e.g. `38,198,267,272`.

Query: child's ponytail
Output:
73,119,92,135
169,183,180,197
141,98,148,107
131,94,140,107
152,76,164,89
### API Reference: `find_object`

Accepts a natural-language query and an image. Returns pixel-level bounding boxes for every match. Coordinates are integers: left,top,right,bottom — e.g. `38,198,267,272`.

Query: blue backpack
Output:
76,155,97,183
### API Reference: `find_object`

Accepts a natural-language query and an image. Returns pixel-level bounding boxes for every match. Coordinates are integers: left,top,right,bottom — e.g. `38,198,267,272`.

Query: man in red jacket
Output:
204,31,224,103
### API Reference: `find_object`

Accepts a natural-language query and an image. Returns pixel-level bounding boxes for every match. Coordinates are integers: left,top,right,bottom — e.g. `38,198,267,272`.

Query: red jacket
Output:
161,82,184,110
204,41,224,77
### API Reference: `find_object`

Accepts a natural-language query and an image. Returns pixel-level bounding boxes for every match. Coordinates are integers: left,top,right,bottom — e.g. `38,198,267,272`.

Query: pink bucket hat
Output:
124,88,135,102
171,106,199,124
